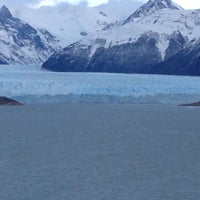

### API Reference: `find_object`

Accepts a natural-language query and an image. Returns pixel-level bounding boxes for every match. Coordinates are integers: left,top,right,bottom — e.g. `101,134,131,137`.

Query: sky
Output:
1,0,200,9
32,0,200,8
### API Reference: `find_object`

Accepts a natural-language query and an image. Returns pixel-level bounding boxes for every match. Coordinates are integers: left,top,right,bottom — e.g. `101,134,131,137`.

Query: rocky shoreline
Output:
0,97,22,106
180,101,200,107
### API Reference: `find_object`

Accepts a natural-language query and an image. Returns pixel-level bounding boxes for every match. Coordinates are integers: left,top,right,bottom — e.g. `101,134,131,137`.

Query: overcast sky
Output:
1,0,200,9
31,0,200,8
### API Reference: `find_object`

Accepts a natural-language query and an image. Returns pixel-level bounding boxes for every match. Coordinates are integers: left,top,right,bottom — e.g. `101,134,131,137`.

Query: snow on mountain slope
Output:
42,0,200,75
0,6,60,65
14,3,110,47
124,0,182,23
79,2,199,52
12,0,142,46
97,0,143,21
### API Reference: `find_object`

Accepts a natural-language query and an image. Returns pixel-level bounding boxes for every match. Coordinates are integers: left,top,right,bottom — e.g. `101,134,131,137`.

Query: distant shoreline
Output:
0,97,22,106
180,101,200,107
1,95,200,106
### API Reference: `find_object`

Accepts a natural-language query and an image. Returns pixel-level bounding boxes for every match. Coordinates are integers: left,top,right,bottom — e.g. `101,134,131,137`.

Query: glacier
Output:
0,65,200,104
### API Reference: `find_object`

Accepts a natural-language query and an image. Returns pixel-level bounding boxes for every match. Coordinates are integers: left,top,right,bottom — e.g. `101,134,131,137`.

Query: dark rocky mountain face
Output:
150,41,200,76
89,36,163,73
0,5,12,19
0,58,7,65
44,35,162,73
43,43,92,72
0,5,60,65
164,31,187,60
43,30,196,75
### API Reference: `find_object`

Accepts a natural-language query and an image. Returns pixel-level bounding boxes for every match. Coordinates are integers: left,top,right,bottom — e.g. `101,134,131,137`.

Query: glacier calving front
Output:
0,66,200,104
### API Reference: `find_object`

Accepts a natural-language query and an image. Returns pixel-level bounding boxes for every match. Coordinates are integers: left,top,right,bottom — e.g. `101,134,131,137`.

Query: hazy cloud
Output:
0,0,200,10
0,0,144,8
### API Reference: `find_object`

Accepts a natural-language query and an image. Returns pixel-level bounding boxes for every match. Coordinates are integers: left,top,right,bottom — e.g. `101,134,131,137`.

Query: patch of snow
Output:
156,35,169,59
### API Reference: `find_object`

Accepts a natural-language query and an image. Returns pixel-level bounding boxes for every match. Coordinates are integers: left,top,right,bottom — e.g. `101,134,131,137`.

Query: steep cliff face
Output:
150,41,200,76
43,35,163,73
42,0,200,76
0,6,60,65
43,43,92,72
88,35,162,73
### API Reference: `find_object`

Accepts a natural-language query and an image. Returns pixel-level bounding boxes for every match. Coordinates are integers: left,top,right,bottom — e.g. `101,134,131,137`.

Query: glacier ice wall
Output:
0,65,200,104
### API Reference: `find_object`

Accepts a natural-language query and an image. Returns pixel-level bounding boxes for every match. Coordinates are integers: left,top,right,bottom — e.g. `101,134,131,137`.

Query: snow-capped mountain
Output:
123,0,182,23
42,0,200,76
15,4,110,47
0,5,60,65
12,0,142,47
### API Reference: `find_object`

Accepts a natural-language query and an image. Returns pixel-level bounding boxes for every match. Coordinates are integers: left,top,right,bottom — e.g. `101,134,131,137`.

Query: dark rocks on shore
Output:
180,101,200,107
0,97,22,106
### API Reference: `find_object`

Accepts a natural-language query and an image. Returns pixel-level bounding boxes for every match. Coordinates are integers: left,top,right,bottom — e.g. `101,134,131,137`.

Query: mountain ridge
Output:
124,0,181,24
42,0,200,76
0,5,60,65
